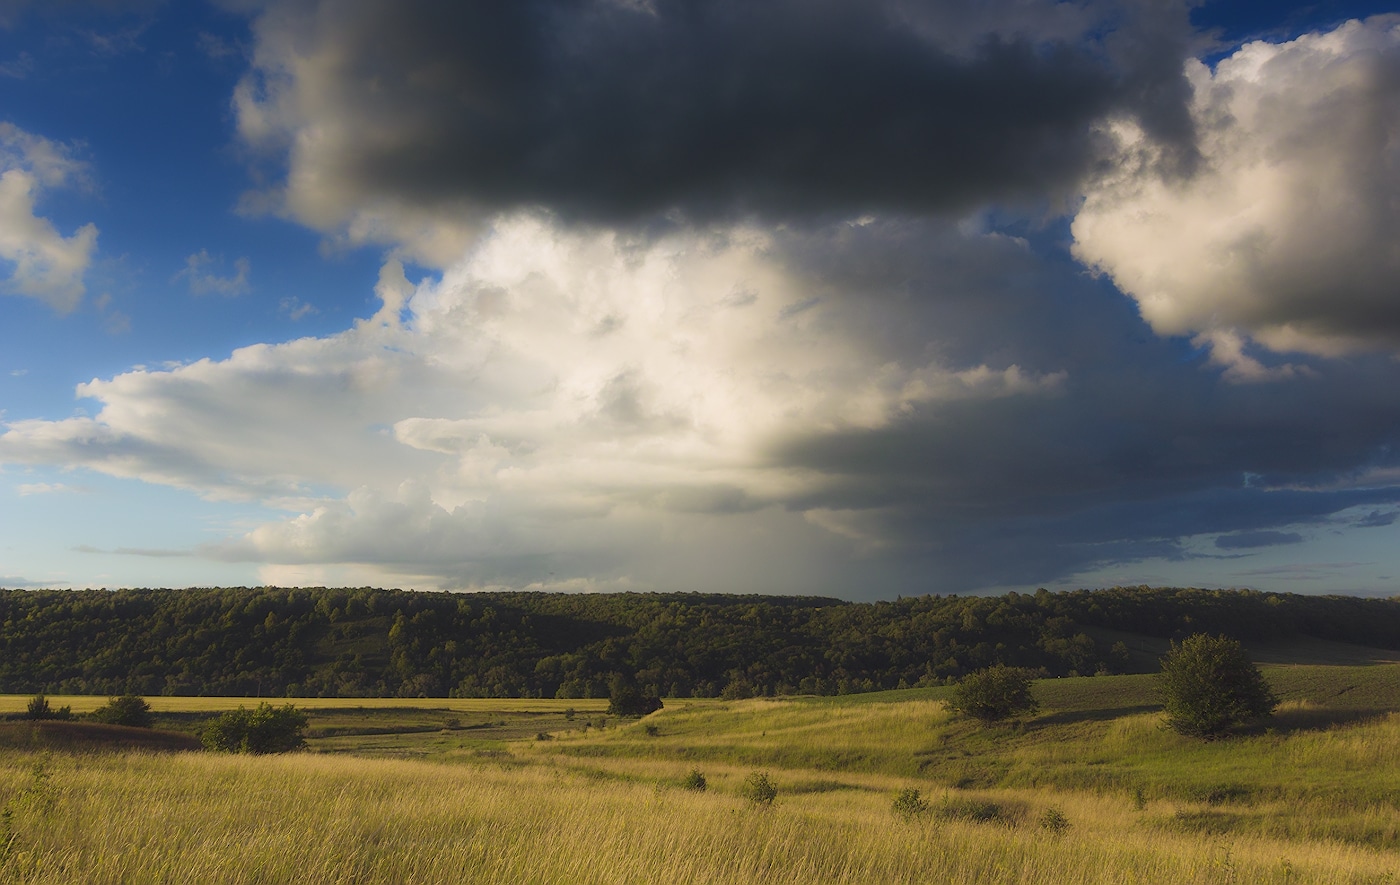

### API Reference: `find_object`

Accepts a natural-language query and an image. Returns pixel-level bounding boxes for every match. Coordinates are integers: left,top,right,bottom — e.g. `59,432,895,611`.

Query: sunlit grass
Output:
1,663,1398,883
1,749,1395,885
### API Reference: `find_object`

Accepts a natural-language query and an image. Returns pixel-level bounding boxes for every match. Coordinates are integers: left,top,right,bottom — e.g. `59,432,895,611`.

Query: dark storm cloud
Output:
1215,530,1305,550
241,0,1198,226
754,220,1400,591
1354,509,1399,528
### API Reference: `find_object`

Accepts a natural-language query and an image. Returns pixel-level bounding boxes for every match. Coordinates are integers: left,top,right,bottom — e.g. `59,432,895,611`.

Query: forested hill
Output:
1,586,1396,699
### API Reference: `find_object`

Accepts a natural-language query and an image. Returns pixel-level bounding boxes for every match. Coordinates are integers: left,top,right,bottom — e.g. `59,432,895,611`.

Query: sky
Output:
2,0,1400,600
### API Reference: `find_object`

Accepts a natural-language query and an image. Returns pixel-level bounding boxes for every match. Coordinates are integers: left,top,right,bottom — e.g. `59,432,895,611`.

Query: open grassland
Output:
0,696,613,715
0,696,621,756
1,749,1396,884
0,661,1397,883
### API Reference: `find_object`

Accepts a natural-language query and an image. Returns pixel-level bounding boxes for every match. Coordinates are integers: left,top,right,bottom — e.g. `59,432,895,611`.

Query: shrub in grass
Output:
681,769,707,792
201,702,307,754
643,724,660,737
25,695,50,720
89,694,152,728
740,771,777,807
25,695,71,721
1038,806,1070,835
892,788,930,821
946,665,1039,722
1158,633,1277,738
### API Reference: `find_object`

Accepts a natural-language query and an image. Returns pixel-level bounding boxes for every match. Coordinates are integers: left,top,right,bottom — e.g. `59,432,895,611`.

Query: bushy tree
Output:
946,665,1039,722
607,675,662,717
201,703,308,754
1158,633,1277,738
89,694,153,728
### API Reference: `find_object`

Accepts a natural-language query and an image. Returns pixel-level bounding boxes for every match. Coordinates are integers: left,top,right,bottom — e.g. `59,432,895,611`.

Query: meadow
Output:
0,661,1397,883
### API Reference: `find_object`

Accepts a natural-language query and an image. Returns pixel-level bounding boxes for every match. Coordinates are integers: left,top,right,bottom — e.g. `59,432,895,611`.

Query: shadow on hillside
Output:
0,721,203,753
1239,705,1390,736
1031,704,1160,727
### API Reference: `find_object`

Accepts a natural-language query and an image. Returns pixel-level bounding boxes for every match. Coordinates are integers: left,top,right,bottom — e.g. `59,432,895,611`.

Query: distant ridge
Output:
1,586,1396,699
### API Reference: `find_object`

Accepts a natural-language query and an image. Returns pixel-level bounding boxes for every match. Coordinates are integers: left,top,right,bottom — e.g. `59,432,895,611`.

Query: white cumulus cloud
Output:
0,122,98,312
0,215,1069,591
1072,16,1400,376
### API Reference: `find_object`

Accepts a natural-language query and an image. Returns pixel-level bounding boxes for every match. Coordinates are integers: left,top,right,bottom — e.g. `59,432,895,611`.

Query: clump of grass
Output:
786,779,851,795
681,769,707,792
740,771,777,807
644,724,660,737
892,788,930,821
936,793,1024,827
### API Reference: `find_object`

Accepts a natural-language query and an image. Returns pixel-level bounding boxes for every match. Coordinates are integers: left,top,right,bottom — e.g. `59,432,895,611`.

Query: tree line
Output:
0,585,1395,699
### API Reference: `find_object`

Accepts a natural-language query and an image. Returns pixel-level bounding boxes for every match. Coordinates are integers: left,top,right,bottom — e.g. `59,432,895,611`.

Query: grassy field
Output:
0,695,613,715
0,661,1398,883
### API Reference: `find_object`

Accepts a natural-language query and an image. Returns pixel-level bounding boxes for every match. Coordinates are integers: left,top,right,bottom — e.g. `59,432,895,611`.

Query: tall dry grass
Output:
0,748,1396,885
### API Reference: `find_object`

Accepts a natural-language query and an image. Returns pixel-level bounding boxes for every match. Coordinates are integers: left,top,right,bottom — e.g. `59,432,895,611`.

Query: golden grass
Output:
0,749,1395,885
2,672,1398,883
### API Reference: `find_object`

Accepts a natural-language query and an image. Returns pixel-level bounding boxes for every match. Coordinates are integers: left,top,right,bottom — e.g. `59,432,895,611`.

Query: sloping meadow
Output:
0,663,1398,883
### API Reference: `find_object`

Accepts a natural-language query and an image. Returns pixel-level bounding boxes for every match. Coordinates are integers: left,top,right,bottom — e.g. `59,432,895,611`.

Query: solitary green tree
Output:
1158,633,1277,738
946,665,1039,722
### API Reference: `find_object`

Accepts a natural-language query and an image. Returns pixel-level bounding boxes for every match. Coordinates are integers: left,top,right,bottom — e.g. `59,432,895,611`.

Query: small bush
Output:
681,769,707,792
201,702,307,754
1038,806,1070,835
740,771,777,807
643,724,660,737
89,694,152,728
24,695,69,721
25,695,50,720
946,665,1039,722
892,788,930,821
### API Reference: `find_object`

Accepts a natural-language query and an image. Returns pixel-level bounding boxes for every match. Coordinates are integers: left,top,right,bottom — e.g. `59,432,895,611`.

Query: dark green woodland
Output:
0,585,1395,699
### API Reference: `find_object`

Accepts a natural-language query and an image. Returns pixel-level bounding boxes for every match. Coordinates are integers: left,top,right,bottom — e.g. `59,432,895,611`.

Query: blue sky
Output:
2,0,1400,599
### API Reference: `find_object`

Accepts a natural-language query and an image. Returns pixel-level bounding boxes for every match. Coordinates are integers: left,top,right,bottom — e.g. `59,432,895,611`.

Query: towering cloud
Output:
6,213,1400,595
5,2,1400,596
1074,16,1400,376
